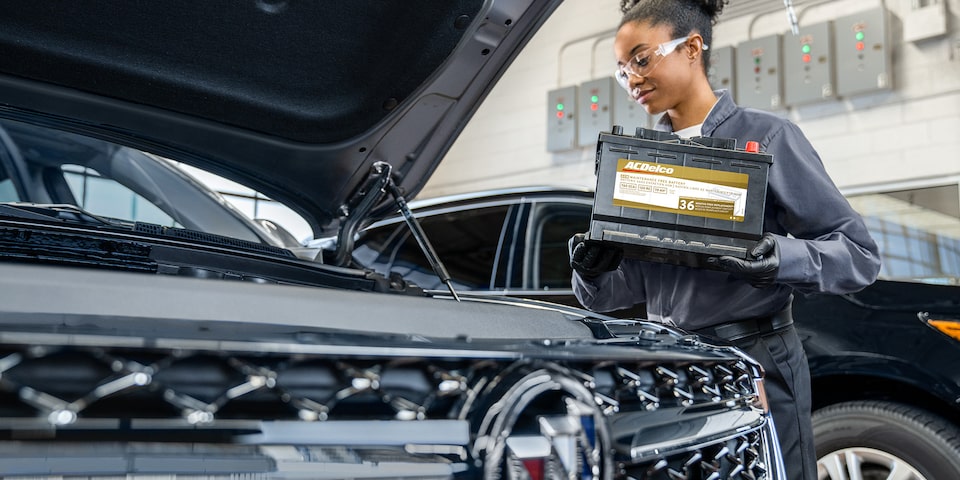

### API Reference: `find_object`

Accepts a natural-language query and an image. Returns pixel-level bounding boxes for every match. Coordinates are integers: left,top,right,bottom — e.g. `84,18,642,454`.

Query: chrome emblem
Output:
474,366,609,480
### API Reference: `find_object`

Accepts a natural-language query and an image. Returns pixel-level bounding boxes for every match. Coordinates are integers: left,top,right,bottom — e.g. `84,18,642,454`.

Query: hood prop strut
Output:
378,162,460,302
333,162,459,302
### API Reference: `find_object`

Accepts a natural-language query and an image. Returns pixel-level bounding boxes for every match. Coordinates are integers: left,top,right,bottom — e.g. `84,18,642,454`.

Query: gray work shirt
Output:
573,90,881,331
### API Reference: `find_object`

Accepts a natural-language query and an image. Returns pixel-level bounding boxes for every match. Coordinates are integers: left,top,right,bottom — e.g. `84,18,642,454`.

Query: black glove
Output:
569,233,623,278
708,233,780,288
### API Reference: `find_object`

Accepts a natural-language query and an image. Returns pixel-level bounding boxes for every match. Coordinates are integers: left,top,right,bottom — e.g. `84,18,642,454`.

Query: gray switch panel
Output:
708,45,736,97
835,7,891,97
784,21,835,105
546,86,577,152
611,82,652,132
735,34,783,110
577,78,614,147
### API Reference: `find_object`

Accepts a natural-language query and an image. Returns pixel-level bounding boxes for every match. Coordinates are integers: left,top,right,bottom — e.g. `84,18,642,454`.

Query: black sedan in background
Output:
338,185,960,480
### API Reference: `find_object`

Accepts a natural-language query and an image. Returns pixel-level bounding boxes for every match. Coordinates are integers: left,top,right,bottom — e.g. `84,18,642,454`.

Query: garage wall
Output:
421,0,960,198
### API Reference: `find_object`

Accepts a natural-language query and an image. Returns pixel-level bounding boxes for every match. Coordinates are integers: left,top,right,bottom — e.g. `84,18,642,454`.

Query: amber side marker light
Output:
921,313,960,342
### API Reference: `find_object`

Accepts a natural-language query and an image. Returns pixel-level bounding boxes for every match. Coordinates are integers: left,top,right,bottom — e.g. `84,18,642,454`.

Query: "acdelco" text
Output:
624,162,674,174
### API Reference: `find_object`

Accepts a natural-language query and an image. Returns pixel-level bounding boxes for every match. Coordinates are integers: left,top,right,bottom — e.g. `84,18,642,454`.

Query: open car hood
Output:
0,0,561,237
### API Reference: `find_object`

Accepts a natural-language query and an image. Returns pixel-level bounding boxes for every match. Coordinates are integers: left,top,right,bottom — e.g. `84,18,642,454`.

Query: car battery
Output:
590,126,773,269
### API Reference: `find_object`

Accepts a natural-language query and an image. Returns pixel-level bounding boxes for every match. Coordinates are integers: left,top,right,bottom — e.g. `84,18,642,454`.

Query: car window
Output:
355,205,511,290
527,203,591,290
62,164,181,227
351,222,406,271
849,184,960,285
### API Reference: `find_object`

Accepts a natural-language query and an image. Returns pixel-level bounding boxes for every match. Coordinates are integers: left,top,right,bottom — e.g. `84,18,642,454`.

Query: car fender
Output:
807,352,960,416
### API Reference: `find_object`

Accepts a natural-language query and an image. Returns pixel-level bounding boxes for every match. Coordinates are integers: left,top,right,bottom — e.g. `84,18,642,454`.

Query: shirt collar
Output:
702,89,736,135
654,89,735,135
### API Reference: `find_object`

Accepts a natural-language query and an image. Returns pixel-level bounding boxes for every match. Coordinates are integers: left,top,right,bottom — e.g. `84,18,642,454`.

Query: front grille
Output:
630,432,766,480
0,333,782,479
586,361,772,480
592,361,756,412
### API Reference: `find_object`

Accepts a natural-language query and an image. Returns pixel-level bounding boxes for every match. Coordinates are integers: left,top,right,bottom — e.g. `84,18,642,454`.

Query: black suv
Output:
0,1,786,478
342,186,960,479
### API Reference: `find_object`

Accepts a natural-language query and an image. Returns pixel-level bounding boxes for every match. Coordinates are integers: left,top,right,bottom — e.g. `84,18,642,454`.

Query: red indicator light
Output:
745,141,760,153
590,103,599,111
556,111,564,119
856,41,865,51
802,54,811,63
754,67,761,74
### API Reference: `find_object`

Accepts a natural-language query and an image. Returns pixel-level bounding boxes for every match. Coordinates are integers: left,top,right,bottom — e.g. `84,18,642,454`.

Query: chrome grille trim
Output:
628,429,771,480
0,338,784,479
627,409,766,461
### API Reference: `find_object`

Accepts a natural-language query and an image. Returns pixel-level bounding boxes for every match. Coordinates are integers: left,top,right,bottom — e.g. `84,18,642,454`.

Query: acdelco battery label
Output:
612,159,750,221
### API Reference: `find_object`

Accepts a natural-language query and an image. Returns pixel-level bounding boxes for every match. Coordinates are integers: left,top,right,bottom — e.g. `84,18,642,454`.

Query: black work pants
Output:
732,324,817,480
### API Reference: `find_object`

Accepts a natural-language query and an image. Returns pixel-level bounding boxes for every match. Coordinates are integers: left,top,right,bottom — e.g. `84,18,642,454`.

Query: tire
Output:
812,400,960,480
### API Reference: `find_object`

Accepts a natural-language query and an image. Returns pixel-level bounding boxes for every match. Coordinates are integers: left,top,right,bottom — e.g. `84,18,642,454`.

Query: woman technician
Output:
569,1,882,479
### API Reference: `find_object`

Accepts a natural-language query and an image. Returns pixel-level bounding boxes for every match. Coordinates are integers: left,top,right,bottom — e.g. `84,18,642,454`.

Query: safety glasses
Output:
614,36,707,91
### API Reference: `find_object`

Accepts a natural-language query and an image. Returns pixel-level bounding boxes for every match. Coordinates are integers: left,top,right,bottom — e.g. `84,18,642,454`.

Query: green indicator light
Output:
556,103,564,111
856,31,864,41
754,56,761,64
802,44,811,53
590,95,599,102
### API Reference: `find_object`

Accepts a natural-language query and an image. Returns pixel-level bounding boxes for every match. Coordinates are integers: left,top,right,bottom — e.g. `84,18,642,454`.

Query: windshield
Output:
848,184,960,285
0,119,272,244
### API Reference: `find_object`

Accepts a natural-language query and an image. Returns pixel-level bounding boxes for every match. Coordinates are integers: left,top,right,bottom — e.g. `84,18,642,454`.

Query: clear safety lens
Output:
614,36,708,91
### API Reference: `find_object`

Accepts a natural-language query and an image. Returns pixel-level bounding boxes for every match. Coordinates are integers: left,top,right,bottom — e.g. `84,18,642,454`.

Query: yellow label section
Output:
612,158,750,222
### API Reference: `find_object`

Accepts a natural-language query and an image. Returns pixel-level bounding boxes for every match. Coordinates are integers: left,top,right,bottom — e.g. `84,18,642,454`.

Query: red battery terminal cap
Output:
744,141,760,153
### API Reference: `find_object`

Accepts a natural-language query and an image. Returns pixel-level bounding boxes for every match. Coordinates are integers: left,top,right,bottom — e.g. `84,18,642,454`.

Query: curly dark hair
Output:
618,0,728,70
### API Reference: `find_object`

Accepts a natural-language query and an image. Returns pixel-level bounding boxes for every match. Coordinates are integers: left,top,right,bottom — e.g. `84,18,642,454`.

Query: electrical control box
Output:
708,45,736,97
835,8,891,97
546,86,577,152
784,21,836,105
735,34,783,110
590,127,773,268
611,82,652,133
903,1,947,42
577,78,614,147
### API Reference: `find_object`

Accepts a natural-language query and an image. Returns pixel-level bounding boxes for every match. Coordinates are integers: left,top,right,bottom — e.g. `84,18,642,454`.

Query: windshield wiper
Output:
0,203,128,228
